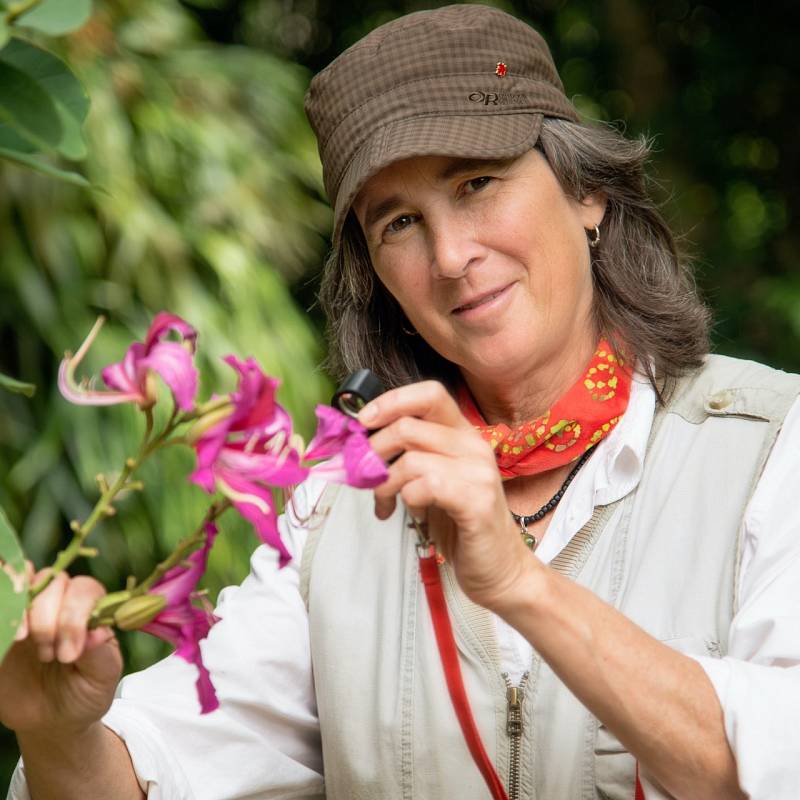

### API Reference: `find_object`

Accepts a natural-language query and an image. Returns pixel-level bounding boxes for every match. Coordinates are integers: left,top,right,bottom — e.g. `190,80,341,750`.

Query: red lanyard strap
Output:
418,547,509,800
417,538,645,800
635,763,645,799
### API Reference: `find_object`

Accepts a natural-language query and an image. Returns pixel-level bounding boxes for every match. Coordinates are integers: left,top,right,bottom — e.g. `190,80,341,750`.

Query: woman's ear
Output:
580,190,608,229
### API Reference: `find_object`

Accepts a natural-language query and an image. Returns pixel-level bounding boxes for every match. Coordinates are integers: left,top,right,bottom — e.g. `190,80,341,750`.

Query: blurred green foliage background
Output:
1,0,797,785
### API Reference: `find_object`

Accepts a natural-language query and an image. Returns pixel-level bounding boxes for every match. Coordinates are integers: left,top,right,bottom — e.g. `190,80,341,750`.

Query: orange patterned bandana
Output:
458,340,632,478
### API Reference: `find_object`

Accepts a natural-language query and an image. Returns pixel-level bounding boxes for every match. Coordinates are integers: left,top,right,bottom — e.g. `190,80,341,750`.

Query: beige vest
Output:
301,355,800,799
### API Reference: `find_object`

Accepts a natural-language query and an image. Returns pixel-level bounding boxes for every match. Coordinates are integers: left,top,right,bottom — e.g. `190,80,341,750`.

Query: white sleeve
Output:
8,479,328,800
691,395,800,800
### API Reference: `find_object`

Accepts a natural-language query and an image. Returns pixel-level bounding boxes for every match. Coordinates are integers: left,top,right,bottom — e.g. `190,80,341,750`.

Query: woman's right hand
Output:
0,564,122,738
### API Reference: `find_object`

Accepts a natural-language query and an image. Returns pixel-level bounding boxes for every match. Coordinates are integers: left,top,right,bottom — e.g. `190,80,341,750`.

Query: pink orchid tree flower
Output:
304,405,389,488
190,356,308,567
138,522,221,714
58,313,198,411
53,313,391,717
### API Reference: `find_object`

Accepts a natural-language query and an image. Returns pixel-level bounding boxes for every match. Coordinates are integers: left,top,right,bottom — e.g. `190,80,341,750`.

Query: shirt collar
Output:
536,369,656,564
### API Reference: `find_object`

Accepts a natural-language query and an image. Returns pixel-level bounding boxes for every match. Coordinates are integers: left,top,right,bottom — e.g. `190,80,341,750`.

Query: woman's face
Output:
353,149,605,384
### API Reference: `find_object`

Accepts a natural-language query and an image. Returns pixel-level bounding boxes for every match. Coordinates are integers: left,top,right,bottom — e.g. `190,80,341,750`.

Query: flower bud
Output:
93,589,132,617
113,594,167,631
142,372,159,409
186,404,235,443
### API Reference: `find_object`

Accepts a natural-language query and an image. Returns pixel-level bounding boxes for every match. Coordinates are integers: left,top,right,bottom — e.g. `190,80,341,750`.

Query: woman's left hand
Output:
359,380,536,612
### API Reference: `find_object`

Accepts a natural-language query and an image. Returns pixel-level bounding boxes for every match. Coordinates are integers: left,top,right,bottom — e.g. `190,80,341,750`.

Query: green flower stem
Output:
28,406,186,602
137,499,230,594
175,397,233,430
28,457,138,601
143,405,155,443
88,499,231,629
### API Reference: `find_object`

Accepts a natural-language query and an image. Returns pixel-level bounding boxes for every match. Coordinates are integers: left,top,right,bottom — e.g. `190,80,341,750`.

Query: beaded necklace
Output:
509,446,594,550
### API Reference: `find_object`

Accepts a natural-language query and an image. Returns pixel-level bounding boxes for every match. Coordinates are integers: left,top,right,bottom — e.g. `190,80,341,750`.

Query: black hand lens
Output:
332,369,385,419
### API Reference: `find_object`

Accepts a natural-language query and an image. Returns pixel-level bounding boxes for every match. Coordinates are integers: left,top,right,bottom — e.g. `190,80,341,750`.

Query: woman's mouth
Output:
452,283,514,315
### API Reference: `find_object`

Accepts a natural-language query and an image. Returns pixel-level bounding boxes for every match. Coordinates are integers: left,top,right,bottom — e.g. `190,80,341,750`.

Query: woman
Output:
5,6,800,799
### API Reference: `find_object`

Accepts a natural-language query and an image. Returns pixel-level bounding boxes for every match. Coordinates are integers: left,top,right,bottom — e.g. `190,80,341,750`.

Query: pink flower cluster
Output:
140,522,221,713
59,312,198,410
189,355,388,566
59,313,388,714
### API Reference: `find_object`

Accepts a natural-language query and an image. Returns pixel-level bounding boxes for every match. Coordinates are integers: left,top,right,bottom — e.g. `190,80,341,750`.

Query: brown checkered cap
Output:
305,4,579,245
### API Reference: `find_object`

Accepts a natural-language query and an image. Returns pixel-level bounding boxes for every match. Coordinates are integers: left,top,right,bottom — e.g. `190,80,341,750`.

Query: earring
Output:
587,224,601,249
401,323,418,336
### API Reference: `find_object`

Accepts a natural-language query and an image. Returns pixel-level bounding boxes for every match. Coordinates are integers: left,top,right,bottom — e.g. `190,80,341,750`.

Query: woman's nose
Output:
428,213,482,279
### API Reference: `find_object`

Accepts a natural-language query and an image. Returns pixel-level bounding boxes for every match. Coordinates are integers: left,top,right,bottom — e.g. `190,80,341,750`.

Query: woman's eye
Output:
385,214,414,235
465,176,492,193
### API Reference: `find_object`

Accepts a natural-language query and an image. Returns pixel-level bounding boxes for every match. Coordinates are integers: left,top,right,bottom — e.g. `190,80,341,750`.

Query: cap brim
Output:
332,112,543,245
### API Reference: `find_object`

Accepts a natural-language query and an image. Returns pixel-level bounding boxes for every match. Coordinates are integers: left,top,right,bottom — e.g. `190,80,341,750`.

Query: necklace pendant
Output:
521,531,537,550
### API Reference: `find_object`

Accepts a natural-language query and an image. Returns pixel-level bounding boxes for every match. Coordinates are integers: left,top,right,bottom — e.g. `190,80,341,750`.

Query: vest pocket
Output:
595,724,637,800
593,635,721,799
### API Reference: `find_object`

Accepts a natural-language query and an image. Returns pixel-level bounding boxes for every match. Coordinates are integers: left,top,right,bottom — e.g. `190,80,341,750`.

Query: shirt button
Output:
706,390,734,411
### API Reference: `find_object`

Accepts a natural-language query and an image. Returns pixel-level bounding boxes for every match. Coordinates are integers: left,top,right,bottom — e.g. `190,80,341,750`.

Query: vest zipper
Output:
503,670,530,800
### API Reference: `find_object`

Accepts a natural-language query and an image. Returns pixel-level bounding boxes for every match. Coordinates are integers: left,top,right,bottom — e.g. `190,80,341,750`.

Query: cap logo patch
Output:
468,91,526,106
495,61,507,77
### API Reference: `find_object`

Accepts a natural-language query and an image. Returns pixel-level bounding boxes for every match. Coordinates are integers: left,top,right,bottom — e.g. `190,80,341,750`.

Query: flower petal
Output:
145,312,198,353
306,452,348,484
140,619,182,648
304,405,363,461
140,341,199,411
58,319,146,407
343,432,389,488
308,432,388,488
101,342,148,398
58,357,143,406
140,522,220,714
218,442,308,486
304,406,387,488
223,355,280,432
260,403,294,441
194,652,220,714
149,522,219,607
216,472,292,567
189,412,235,493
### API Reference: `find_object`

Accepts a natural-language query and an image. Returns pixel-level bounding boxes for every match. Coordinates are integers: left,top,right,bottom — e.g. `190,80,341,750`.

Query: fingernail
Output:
359,402,378,424
14,621,27,642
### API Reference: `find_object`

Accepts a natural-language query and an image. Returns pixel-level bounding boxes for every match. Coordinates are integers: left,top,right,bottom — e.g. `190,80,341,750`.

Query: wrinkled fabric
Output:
10,381,800,799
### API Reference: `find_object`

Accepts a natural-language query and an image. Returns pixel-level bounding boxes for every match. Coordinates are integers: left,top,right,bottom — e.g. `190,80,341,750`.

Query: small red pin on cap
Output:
495,61,507,77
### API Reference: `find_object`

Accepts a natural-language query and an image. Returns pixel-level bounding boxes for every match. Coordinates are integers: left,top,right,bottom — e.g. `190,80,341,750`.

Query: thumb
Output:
74,627,122,685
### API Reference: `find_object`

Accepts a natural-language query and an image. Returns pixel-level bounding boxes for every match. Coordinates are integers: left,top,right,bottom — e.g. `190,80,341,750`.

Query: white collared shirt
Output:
496,371,658,682
10,373,800,800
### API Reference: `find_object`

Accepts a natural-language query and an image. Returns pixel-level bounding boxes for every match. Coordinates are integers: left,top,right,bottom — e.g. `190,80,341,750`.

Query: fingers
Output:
368,415,485,464
76,626,122,685
28,569,67,662
27,570,107,665
361,381,494,521
56,576,108,664
373,450,451,521
359,380,472,431
377,449,498,525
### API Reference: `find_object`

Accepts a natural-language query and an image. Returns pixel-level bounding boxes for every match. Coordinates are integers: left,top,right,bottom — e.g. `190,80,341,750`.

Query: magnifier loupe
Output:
332,369,385,419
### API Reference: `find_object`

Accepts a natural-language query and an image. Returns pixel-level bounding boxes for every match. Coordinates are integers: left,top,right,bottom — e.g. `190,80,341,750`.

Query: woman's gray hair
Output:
319,118,711,404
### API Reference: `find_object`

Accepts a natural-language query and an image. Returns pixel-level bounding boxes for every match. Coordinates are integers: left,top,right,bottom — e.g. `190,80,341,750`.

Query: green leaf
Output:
0,38,90,160
0,122,36,154
15,0,92,36
0,370,36,396
0,59,62,152
0,507,28,667
0,144,91,186
0,17,9,49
